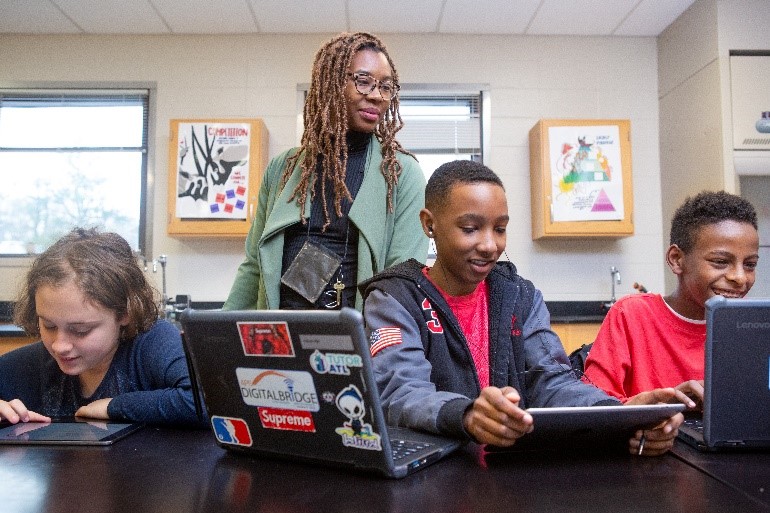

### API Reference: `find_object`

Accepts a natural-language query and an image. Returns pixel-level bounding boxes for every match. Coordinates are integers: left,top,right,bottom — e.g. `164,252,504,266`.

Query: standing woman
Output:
224,32,427,311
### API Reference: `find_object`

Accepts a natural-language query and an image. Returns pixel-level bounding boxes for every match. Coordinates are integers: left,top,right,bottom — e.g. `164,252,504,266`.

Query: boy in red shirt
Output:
583,191,759,403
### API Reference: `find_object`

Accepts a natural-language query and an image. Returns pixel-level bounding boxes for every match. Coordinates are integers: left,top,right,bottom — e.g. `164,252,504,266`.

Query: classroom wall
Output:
0,32,664,303
658,0,724,297
657,0,770,293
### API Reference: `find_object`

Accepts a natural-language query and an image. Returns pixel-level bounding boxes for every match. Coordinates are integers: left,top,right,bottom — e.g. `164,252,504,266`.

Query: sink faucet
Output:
603,266,622,310
148,255,191,325
156,255,173,319
609,266,621,305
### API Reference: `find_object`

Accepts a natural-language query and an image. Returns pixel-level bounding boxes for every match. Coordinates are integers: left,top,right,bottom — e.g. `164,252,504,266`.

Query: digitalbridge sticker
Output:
236,367,320,411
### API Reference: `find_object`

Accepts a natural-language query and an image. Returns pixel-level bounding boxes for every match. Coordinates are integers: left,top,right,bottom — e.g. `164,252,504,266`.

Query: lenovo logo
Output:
735,321,770,329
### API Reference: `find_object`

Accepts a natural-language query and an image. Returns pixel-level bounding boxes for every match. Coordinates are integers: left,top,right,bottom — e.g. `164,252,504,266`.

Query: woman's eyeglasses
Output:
347,72,399,101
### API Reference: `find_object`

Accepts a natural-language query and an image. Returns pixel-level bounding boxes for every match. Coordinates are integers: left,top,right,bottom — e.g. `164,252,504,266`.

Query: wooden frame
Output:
167,118,268,237
529,119,633,239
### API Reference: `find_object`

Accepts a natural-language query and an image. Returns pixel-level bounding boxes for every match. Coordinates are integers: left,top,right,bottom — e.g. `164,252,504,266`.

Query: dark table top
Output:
671,439,770,509
1,427,767,513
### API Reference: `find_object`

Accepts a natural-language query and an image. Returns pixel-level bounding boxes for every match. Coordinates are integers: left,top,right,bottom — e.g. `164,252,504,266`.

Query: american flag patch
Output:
369,327,403,356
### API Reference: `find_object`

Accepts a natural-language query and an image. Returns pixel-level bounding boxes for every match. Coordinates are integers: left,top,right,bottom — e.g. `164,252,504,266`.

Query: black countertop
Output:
546,301,611,323
0,324,26,337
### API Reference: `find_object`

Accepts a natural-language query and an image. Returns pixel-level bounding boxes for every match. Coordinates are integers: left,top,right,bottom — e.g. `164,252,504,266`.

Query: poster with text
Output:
175,122,251,219
548,125,624,222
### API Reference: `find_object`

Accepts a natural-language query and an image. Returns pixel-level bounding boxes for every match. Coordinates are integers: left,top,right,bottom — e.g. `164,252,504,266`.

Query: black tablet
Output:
0,418,143,446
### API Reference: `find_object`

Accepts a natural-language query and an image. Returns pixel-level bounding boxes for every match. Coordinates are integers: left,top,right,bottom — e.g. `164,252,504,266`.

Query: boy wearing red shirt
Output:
583,191,759,403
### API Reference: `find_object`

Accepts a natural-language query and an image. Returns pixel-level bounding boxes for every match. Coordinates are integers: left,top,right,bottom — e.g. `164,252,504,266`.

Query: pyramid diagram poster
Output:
547,124,624,222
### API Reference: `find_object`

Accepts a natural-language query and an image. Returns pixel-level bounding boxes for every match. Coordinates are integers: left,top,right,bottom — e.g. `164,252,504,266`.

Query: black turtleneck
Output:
280,131,371,310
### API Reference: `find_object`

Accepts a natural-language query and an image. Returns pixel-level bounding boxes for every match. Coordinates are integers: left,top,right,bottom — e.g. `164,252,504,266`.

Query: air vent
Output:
742,138,770,146
730,56,770,151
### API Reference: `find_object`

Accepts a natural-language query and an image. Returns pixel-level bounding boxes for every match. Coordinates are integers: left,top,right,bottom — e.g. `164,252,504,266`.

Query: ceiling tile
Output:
526,0,640,36
152,0,258,33
440,0,541,34
348,0,444,33
53,0,169,33
0,0,694,37
613,0,695,36
0,0,81,33
250,0,346,33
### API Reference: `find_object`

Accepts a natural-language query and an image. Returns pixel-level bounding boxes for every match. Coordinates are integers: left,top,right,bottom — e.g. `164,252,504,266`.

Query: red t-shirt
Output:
423,268,490,388
582,293,706,401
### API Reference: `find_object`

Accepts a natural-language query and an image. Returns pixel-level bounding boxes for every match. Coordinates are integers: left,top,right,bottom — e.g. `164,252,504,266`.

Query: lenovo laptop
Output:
677,295,770,451
180,307,460,478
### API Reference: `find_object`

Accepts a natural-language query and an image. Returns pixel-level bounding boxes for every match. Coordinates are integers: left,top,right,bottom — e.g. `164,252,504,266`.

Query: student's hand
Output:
674,380,704,410
625,387,688,456
75,398,112,420
462,386,533,447
0,399,52,424
626,387,696,409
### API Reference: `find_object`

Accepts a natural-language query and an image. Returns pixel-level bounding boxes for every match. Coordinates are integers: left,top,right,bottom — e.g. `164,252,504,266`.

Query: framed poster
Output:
167,119,268,237
529,119,633,239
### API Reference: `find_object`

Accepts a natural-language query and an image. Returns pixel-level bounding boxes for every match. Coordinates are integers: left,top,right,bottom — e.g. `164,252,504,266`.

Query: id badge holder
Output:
280,240,342,303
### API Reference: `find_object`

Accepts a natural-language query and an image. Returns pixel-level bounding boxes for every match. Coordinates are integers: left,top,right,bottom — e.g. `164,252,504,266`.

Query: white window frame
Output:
0,82,156,260
397,84,490,179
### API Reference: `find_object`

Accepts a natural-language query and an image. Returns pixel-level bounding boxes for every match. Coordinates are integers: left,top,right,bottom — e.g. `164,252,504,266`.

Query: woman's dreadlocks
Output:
280,32,413,230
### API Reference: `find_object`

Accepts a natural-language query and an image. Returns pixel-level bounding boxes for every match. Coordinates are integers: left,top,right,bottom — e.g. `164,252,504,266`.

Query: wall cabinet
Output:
0,333,35,356
529,119,634,239
167,118,269,237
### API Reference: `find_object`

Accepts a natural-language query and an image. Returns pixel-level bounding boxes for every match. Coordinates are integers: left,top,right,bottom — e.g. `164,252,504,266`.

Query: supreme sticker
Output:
258,407,315,432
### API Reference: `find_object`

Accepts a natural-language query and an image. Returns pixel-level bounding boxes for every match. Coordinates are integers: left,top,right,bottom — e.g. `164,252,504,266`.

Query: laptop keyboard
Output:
390,438,434,462
683,418,704,433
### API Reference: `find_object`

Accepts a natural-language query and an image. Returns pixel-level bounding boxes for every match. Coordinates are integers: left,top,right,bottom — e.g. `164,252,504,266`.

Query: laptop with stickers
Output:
677,296,770,451
179,307,461,478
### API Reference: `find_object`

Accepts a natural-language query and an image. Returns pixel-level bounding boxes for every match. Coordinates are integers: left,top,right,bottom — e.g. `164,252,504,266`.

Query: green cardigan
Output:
223,135,428,311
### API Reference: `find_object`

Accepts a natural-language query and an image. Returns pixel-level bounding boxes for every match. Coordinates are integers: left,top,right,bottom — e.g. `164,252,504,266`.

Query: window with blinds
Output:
396,91,485,260
398,93,483,178
0,89,149,256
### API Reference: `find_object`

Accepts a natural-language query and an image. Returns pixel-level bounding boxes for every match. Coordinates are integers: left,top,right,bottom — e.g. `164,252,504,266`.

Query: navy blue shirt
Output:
0,320,204,427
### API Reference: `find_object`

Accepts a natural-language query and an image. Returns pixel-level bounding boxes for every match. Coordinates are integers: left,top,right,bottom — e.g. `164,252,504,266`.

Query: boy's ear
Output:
419,208,435,238
666,244,685,275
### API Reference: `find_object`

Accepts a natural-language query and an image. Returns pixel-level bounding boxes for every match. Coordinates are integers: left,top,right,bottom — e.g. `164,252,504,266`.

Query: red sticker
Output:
258,407,316,432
